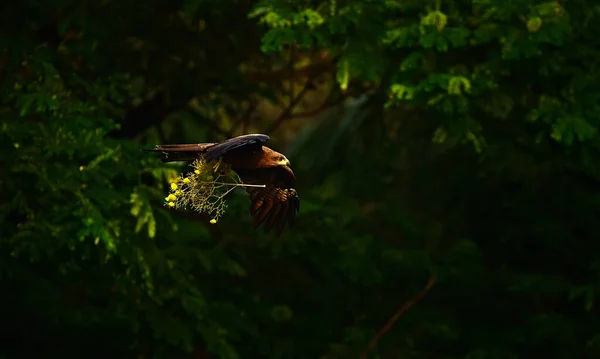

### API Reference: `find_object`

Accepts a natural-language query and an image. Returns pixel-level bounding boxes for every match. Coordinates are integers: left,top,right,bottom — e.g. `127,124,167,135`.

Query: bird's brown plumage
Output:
147,134,299,235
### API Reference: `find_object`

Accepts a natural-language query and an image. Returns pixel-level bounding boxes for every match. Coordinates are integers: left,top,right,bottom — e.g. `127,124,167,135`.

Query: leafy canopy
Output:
2,0,600,359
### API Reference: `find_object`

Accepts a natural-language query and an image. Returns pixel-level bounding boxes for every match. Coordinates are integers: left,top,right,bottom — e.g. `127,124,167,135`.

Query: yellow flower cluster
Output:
163,158,244,224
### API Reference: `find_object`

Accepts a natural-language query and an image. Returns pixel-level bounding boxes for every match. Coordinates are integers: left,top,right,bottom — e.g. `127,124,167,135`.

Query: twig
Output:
359,276,436,359
210,182,266,188
207,181,266,199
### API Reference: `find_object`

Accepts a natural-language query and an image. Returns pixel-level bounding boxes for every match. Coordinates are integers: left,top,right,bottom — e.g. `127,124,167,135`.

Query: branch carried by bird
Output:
143,133,300,236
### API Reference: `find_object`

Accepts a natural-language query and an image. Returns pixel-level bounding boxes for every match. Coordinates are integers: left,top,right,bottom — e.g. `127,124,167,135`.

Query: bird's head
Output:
264,147,291,167
274,153,291,167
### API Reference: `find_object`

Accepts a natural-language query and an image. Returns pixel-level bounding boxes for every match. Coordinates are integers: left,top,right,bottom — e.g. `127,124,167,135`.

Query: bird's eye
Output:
279,156,284,161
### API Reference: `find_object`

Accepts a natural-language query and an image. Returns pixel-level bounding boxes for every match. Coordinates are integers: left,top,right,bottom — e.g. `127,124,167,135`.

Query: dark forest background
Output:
2,0,600,358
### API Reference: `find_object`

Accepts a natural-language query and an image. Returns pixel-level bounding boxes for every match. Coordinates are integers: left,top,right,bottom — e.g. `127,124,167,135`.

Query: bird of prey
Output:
147,134,299,235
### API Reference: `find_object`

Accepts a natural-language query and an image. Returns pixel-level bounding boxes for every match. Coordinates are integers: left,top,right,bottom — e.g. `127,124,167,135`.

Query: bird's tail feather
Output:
142,143,217,163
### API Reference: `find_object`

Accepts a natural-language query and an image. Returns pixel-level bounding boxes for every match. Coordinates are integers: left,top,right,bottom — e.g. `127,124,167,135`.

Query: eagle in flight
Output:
148,134,299,235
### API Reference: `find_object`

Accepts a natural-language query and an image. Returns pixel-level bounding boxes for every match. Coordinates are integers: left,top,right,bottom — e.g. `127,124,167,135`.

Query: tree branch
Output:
359,276,436,359
265,78,319,135
243,62,333,83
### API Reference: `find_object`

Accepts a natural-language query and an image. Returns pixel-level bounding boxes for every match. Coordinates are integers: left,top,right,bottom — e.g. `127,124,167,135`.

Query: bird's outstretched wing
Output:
203,134,270,162
143,134,270,163
234,165,300,236
144,143,216,162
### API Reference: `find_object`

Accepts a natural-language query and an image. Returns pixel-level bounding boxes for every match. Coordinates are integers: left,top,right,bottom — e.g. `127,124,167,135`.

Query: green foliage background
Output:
1,0,600,358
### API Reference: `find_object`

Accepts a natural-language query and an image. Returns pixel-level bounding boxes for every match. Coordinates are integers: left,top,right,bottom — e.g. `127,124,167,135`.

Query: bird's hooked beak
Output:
278,155,291,167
